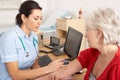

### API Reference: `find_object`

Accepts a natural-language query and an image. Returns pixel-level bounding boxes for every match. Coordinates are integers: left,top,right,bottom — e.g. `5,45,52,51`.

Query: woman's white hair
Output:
86,7,120,44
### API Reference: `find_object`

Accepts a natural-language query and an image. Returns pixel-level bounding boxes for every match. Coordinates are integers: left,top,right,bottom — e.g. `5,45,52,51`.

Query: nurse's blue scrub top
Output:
0,25,38,80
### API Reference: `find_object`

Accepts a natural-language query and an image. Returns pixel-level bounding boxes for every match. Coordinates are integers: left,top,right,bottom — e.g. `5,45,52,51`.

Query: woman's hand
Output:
48,67,67,80
48,59,82,80
47,59,64,72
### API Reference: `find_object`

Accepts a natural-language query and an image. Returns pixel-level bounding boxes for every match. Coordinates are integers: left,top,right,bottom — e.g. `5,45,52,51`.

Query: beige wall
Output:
0,0,120,32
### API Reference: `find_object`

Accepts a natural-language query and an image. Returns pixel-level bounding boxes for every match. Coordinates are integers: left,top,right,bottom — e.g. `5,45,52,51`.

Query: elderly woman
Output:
49,8,120,80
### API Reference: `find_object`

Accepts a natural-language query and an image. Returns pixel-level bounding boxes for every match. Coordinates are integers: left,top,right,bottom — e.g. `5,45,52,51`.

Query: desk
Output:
39,46,86,80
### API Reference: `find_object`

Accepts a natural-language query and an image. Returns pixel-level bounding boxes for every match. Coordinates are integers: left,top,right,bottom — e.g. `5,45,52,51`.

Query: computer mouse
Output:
63,59,70,65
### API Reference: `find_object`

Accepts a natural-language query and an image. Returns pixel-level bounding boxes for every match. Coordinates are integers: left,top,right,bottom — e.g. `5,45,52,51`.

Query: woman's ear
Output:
21,14,26,22
97,28,103,39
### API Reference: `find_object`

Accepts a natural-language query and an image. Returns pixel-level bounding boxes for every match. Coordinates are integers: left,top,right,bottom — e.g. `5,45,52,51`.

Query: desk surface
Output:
39,45,86,80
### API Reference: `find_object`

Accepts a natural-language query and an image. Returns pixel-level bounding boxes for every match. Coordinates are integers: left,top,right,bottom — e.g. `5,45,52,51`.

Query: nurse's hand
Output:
47,59,64,72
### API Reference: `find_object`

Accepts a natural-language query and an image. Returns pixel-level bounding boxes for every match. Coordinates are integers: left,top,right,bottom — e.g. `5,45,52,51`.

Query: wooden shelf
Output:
56,18,86,51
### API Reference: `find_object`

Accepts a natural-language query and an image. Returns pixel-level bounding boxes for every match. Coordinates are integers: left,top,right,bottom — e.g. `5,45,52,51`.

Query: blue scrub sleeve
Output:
1,34,18,63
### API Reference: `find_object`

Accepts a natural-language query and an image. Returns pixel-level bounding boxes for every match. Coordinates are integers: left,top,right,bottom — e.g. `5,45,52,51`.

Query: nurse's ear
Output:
21,14,27,23
96,28,103,39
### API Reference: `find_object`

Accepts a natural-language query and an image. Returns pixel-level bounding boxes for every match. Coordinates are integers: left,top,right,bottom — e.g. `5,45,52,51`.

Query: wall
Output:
53,0,120,17
0,0,48,32
0,0,120,32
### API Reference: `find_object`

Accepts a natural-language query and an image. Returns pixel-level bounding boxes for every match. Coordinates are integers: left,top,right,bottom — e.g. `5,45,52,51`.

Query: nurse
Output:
0,0,63,80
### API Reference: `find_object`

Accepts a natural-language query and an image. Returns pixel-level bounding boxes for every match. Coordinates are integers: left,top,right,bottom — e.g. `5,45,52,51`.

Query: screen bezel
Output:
64,27,83,60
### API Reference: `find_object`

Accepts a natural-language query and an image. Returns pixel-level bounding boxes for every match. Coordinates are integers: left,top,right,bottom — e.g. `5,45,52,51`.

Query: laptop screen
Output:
64,27,83,60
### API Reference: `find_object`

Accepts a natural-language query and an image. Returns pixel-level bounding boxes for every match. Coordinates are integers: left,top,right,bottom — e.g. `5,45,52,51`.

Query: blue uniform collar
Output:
14,25,34,39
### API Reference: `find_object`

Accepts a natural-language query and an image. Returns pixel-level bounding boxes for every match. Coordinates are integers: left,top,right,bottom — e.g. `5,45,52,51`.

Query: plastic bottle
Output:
79,8,83,19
